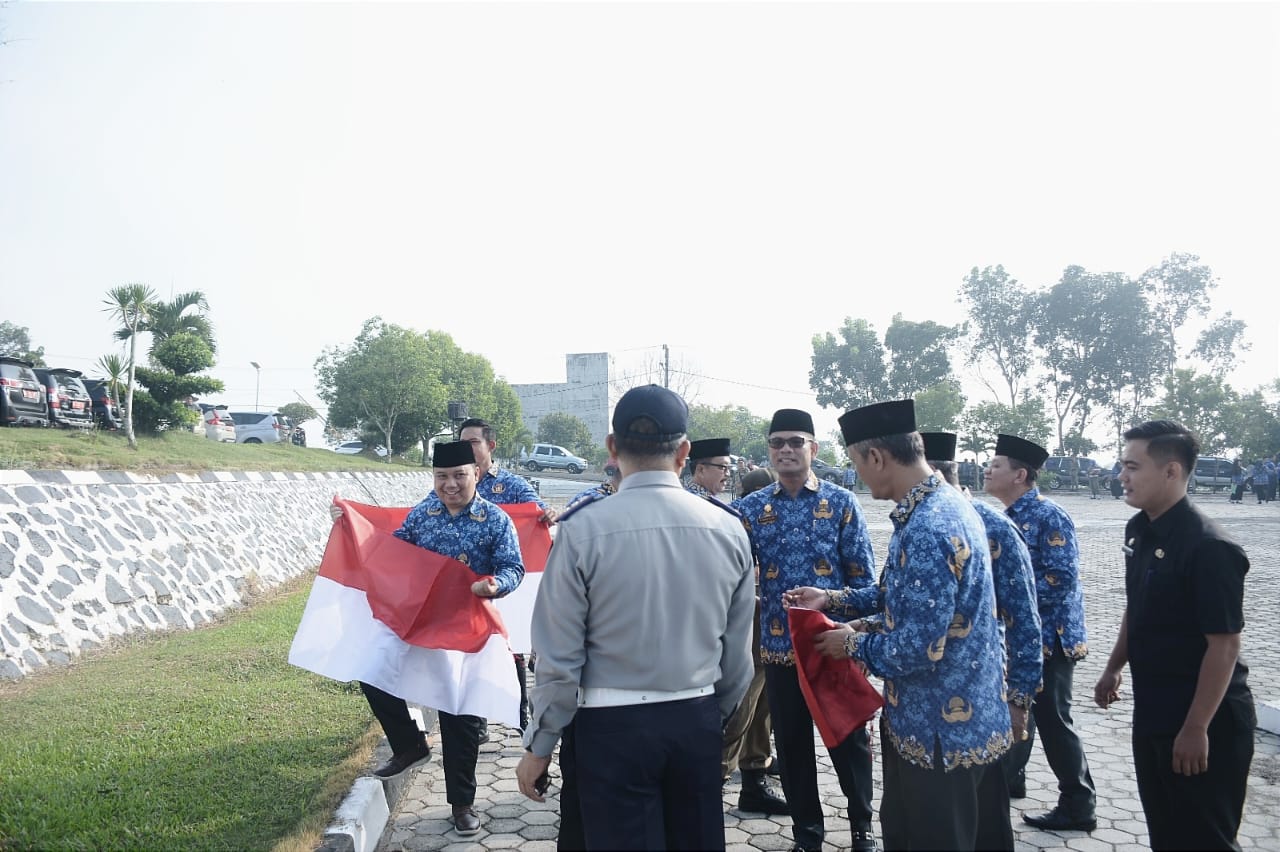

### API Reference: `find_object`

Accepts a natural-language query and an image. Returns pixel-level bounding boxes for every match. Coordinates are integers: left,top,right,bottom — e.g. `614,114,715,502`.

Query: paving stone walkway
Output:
373,490,1280,851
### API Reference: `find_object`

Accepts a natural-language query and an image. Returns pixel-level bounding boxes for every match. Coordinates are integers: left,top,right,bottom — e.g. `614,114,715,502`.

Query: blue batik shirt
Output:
393,492,526,597
685,480,718,499
970,499,1042,708
477,466,547,509
731,474,875,665
847,475,1012,770
1006,489,1087,660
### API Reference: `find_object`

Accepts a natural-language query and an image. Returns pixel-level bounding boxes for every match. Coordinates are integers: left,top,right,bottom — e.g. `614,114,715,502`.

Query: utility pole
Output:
663,343,669,388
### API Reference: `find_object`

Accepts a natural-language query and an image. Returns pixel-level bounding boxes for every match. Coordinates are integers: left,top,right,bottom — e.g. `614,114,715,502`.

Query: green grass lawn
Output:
0,428,403,851
0,424,420,475
0,576,381,852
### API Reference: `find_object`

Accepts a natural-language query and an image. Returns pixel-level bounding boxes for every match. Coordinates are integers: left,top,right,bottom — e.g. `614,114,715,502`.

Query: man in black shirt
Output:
1095,420,1255,851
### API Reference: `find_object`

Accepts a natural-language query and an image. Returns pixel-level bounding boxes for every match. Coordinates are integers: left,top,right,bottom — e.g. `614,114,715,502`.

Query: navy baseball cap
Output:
612,384,688,441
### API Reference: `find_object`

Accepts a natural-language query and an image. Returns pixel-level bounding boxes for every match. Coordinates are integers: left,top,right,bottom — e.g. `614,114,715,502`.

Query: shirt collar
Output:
1137,495,1193,541
890,473,943,527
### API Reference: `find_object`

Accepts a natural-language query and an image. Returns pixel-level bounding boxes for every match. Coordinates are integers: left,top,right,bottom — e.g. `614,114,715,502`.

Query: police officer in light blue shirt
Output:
985,433,1097,832
812,400,1012,851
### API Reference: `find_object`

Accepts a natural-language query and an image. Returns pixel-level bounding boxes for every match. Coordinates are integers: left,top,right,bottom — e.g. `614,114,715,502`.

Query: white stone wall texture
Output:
0,468,437,681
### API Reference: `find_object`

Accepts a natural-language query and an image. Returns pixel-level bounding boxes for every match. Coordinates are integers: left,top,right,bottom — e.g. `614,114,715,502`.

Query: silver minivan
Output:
523,443,589,474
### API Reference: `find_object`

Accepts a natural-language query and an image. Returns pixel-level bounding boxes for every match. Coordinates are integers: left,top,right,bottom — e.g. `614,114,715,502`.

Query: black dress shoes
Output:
1022,807,1097,832
452,804,481,836
372,742,431,779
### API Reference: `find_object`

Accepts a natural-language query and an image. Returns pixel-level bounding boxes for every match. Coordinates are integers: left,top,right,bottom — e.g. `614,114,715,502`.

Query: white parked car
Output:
200,406,236,442
333,440,388,457
229,411,285,444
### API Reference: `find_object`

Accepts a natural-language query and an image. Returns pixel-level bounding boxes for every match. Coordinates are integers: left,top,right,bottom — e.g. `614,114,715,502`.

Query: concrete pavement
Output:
331,487,1280,852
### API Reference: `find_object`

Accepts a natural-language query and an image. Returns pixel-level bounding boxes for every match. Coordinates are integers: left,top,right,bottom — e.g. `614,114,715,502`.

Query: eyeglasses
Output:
768,437,810,449
700,462,732,472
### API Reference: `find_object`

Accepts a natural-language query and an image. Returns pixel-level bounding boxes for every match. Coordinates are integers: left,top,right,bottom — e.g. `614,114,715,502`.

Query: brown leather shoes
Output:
452,804,481,836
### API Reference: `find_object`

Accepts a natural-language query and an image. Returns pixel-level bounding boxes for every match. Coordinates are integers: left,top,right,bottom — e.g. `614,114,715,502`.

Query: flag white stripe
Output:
493,572,541,655
288,576,521,726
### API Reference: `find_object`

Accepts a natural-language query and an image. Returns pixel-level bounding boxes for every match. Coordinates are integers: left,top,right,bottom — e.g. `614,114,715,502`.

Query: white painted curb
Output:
324,777,389,852
1257,700,1280,736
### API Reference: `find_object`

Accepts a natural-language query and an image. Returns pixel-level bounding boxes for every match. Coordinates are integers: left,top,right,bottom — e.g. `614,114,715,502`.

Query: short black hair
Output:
458,418,495,442
1123,419,1199,476
613,417,685,459
849,432,924,466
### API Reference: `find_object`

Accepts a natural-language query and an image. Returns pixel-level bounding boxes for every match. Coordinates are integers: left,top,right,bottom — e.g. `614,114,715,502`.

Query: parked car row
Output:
1,356,99,429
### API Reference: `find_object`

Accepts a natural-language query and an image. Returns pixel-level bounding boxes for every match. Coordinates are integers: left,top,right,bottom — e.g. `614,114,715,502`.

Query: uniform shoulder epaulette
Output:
703,494,743,519
558,488,610,523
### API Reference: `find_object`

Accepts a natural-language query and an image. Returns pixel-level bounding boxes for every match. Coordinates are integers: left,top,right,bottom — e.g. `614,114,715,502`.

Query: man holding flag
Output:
311,439,525,837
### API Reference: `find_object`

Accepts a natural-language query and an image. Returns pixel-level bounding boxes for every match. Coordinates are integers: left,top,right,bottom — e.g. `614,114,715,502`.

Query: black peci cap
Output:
689,438,732,460
433,440,477,468
769,408,815,435
838,399,916,446
994,434,1049,469
920,431,958,463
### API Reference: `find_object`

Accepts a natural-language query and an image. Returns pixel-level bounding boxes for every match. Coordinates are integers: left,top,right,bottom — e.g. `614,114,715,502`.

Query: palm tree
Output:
93,352,129,425
102,284,156,448
115,290,215,360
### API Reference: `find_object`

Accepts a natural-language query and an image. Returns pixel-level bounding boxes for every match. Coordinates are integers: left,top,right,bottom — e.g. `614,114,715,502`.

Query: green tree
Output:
913,380,965,432
316,318,445,460
883,314,963,397
959,265,1036,406
536,412,595,457
1138,252,1216,376
809,318,891,410
686,404,772,463
1190,313,1249,378
1149,369,1238,455
278,401,319,424
102,283,156,448
94,352,128,421
0,321,45,365
1224,382,1280,461
959,399,1052,460
117,291,217,360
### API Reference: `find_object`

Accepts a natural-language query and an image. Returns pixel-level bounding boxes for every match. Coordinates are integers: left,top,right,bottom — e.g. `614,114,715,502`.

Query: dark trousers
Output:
437,710,485,805
1133,722,1254,851
1003,642,1096,816
360,682,482,804
880,720,1000,851
575,696,724,851
360,681,426,755
764,663,874,849
557,720,586,851
515,653,530,728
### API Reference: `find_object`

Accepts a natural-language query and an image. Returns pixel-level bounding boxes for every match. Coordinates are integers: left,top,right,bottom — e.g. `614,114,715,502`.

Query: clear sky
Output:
2,1,1277,452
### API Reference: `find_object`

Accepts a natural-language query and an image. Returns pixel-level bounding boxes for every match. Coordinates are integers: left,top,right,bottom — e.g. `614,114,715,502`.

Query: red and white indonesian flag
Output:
491,502,550,654
287,498,551,726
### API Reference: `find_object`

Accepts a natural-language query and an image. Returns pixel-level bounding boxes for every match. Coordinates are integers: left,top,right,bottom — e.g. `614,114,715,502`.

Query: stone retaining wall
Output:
0,468,437,681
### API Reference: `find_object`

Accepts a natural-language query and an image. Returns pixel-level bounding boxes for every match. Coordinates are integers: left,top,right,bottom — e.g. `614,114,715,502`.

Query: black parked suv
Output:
33,368,94,429
81,378,124,430
0,355,49,426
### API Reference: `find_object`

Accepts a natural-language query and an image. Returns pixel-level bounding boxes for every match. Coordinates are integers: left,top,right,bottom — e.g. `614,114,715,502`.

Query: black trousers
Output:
880,719,1004,851
360,681,426,755
1003,642,1096,816
575,696,724,851
358,681,483,805
557,720,586,851
764,663,874,849
437,710,486,805
1133,720,1254,851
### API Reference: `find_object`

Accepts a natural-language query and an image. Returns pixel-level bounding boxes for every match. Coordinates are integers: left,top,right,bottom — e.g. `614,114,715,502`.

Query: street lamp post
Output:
250,361,261,412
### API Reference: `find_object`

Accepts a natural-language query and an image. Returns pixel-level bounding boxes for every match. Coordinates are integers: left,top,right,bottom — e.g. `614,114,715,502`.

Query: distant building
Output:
510,352,619,449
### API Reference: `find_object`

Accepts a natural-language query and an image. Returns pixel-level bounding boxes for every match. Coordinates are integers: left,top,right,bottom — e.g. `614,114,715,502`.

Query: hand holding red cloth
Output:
788,607,884,748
